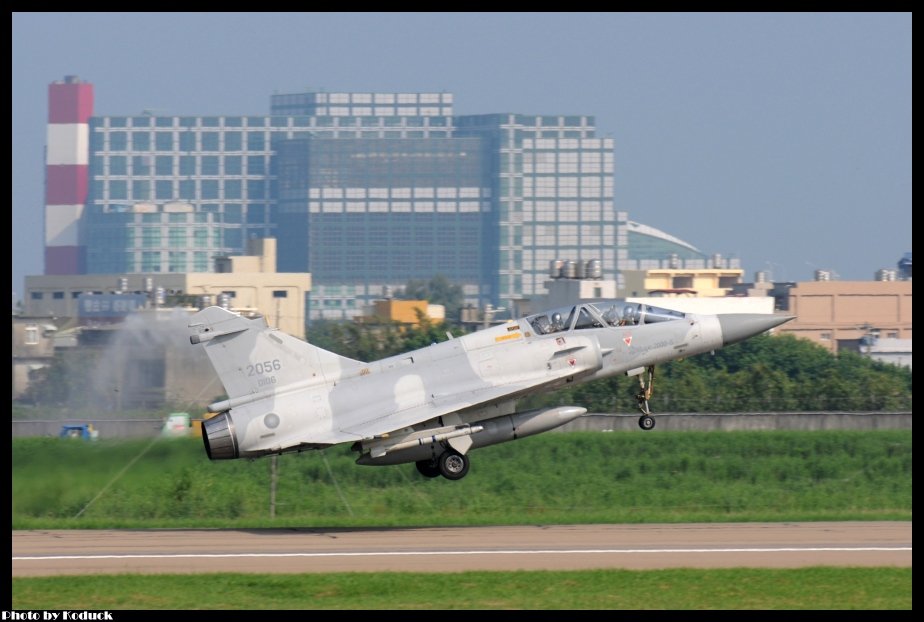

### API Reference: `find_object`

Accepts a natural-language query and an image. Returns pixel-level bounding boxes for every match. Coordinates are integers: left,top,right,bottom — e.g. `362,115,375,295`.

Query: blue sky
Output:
12,12,911,297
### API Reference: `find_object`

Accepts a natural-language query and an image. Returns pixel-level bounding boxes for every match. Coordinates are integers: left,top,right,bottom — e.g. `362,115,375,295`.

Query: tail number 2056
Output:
247,359,282,376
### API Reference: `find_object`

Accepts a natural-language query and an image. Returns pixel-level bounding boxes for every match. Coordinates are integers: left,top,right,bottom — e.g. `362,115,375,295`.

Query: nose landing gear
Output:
636,365,656,431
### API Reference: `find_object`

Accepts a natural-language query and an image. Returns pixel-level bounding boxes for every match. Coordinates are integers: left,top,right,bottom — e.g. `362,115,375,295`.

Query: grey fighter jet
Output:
190,302,792,480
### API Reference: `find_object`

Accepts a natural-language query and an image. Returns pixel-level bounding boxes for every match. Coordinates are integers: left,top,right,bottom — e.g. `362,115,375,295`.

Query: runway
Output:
12,522,911,577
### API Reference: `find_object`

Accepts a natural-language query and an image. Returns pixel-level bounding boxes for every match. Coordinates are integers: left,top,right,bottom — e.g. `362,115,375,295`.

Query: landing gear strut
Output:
636,365,656,430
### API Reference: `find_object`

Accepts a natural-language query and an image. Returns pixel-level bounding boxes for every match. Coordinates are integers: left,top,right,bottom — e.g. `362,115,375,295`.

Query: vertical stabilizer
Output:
188,306,363,402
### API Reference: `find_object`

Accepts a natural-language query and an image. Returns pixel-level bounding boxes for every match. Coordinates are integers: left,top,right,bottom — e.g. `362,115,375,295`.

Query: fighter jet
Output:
190,301,792,480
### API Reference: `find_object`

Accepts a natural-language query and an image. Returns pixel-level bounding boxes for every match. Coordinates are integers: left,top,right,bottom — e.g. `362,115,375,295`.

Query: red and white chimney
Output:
45,75,93,274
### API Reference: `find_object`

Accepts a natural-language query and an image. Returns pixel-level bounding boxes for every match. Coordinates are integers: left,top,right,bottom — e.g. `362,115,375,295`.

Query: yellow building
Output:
620,268,744,298
23,238,311,338
776,280,912,353
364,299,446,327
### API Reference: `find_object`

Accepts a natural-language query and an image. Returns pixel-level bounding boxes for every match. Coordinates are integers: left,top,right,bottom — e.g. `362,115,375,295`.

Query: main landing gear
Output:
416,449,471,480
636,365,656,431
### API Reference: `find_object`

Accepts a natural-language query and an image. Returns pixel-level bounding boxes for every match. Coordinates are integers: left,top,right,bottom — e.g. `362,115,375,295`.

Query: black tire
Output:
438,450,470,480
638,415,656,431
415,460,441,478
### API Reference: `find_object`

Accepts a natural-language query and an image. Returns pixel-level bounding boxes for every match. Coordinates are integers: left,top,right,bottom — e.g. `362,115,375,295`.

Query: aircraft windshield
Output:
595,302,686,326
527,306,576,334
527,302,686,335
527,304,611,334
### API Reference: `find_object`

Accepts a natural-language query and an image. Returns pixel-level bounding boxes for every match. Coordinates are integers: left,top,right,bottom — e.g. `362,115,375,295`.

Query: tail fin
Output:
188,307,363,406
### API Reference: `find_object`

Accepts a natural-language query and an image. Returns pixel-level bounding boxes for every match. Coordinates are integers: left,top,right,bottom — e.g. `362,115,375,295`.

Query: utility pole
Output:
482,304,506,330
269,455,278,519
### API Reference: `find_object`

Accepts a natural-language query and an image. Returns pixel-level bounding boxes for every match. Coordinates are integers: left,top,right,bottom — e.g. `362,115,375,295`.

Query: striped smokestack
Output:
45,75,93,274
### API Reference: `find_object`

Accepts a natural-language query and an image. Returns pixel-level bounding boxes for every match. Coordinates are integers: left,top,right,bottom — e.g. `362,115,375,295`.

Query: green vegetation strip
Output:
12,568,912,609
13,430,911,528
17,332,914,414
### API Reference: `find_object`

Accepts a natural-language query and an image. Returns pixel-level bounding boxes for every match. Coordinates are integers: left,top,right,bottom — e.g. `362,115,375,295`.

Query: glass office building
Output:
276,136,492,317
455,114,617,303
80,90,624,319
84,114,280,275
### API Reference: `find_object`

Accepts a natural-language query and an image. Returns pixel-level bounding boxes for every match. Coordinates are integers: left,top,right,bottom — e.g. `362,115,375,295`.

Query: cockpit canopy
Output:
527,301,686,335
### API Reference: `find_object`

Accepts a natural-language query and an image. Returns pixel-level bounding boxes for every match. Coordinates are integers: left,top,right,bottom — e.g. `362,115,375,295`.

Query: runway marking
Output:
13,546,911,561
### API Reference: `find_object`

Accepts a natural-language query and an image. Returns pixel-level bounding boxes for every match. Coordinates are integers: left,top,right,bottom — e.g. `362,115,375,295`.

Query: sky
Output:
12,12,912,298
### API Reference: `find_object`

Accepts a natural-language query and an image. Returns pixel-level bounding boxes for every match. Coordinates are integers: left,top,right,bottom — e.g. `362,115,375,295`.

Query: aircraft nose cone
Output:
718,314,795,346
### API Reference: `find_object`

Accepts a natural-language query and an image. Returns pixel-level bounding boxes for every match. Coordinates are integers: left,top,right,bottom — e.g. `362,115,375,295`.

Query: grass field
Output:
11,568,912,609
12,430,911,528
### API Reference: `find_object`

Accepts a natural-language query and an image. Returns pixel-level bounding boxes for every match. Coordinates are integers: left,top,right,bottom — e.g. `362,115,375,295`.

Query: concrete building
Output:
621,266,745,298
773,280,912,353
11,316,58,399
42,308,220,411
625,296,774,315
864,338,912,369
897,252,911,280
508,257,614,315
24,238,311,338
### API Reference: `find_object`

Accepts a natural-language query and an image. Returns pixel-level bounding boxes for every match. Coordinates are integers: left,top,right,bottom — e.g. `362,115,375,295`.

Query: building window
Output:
52,292,65,300
24,325,39,345
168,252,187,273
224,180,242,199
193,252,209,271
820,332,832,340
179,156,195,175
109,156,127,175
201,132,220,151
201,180,219,200
155,132,174,151
224,156,242,175
225,132,242,151
131,131,151,150
30,292,43,300
109,181,128,200
201,156,220,175
109,131,127,151
155,156,173,175
247,156,265,174
887,331,898,339
156,180,174,200
247,132,265,150
272,290,288,298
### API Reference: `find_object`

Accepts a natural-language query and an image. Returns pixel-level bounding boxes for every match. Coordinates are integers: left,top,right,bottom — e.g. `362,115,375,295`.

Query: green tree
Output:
307,313,466,361
398,274,465,322
521,334,911,413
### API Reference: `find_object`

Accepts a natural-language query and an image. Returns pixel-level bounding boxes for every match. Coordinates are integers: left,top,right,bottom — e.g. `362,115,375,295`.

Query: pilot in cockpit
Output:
550,312,564,332
602,306,620,326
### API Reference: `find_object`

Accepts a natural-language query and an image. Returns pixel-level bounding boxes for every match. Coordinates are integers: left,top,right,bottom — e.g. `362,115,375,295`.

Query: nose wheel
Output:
636,365,656,431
